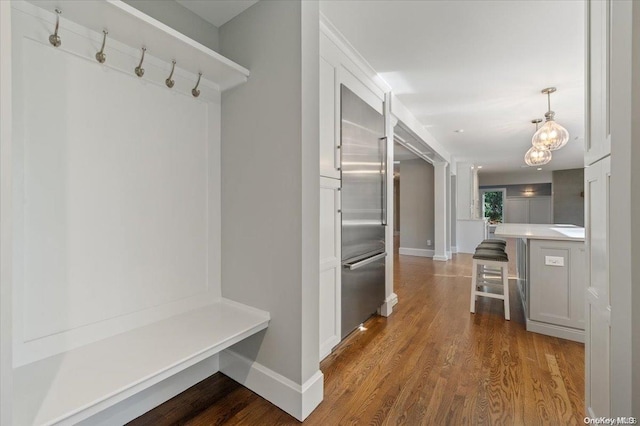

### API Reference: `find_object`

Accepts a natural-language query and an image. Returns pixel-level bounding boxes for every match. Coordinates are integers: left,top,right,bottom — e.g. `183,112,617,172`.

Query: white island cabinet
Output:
495,224,586,342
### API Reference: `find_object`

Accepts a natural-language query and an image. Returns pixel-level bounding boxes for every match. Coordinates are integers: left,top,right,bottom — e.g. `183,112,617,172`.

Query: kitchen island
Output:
495,223,586,342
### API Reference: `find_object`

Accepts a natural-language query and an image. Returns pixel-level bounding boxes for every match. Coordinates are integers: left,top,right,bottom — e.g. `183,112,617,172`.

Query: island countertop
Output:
494,223,585,241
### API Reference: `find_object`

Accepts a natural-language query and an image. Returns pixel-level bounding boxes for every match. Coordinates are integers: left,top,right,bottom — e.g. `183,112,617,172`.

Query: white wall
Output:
0,3,12,423
479,170,553,186
399,159,434,253
219,0,320,397
456,162,473,219
123,0,219,52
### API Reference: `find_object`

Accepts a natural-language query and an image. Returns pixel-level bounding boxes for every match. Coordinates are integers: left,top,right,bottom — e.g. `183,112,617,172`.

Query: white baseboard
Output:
433,254,449,262
451,246,458,254
525,319,584,343
79,356,219,426
220,349,324,421
399,247,434,257
319,336,340,361
379,292,398,317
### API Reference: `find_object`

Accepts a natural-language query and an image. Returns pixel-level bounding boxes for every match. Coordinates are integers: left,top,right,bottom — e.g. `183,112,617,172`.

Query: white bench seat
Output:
13,299,270,426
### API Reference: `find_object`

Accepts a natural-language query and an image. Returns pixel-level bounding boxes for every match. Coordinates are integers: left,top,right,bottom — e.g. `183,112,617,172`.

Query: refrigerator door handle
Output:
343,252,387,271
380,137,388,226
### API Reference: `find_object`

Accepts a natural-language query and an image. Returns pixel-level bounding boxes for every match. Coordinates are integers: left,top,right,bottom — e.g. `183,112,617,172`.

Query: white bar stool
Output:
470,249,510,320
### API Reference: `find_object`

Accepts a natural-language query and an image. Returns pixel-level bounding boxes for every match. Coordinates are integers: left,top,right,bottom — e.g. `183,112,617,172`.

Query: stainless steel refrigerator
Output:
340,85,387,339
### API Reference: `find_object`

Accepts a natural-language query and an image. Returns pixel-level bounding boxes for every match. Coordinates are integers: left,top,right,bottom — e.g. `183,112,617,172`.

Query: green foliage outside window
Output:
483,191,503,224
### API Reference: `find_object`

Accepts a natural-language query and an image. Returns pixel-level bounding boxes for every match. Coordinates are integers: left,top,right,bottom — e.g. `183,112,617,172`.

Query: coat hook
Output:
192,72,202,97
166,60,176,88
49,8,62,47
95,30,108,64
135,47,146,77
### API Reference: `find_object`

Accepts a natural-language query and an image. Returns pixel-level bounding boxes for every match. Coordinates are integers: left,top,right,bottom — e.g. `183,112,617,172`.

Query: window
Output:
481,189,506,224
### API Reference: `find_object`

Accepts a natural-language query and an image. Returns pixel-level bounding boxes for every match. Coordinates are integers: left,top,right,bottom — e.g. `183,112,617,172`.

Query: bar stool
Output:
470,247,510,320
475,239,507,275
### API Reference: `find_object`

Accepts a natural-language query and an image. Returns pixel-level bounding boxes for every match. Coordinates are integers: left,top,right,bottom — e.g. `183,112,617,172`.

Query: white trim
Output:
12,0,248,92
0,2,13,423
525,319,584,343
451,246,458,254
319,336,340,361
220,349,324,422
78,357,219,426
433,255,449,262
399,247,434,257
391,95,451,164
319,13,391,94
379,292,398,317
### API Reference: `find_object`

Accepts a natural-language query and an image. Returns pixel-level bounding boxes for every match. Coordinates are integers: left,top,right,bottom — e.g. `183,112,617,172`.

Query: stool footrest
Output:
474,291,506,300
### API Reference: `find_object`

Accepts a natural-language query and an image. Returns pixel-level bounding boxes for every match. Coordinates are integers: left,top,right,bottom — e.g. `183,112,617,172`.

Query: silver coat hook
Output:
166,60,176,88
192,72,202,97
49,9,62,47
95,30,108,64
135,47,146,77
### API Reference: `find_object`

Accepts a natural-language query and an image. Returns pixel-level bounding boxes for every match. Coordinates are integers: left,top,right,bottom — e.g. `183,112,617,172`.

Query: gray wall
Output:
123,0,220,51
552,168,585,226
400,159,434,251
219,1,319,385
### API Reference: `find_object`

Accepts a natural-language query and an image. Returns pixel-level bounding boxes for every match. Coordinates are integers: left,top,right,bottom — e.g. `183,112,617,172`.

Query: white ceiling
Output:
320,1,585,173
176,0,259,27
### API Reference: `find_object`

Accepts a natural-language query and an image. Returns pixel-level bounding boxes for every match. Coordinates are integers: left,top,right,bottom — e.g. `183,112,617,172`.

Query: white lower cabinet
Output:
529,239,586,330
319,177,341,360
585,156,611,417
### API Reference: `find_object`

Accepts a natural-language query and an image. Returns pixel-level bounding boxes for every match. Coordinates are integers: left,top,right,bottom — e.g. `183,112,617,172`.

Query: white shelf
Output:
13,299,269,426
21,0,249,91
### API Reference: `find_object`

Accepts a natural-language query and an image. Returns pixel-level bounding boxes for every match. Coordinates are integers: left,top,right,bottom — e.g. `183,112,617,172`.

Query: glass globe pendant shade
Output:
531,117,570,151
524,145,552,166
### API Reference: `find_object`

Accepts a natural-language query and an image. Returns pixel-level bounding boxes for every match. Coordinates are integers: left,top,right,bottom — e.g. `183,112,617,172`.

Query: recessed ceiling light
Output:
537,167,542,171
477,166,483,169
454,129,464,133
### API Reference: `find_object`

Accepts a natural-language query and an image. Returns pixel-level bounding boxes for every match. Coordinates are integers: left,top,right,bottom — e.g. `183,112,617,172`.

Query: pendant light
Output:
531,87,570,151
525,118,552,166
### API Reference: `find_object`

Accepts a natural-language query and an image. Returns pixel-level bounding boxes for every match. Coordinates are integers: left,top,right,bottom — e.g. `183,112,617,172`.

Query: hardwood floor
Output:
130,240,584,425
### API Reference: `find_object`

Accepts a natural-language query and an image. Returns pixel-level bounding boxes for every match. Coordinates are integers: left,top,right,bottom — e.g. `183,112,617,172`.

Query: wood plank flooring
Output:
130,239,584,425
